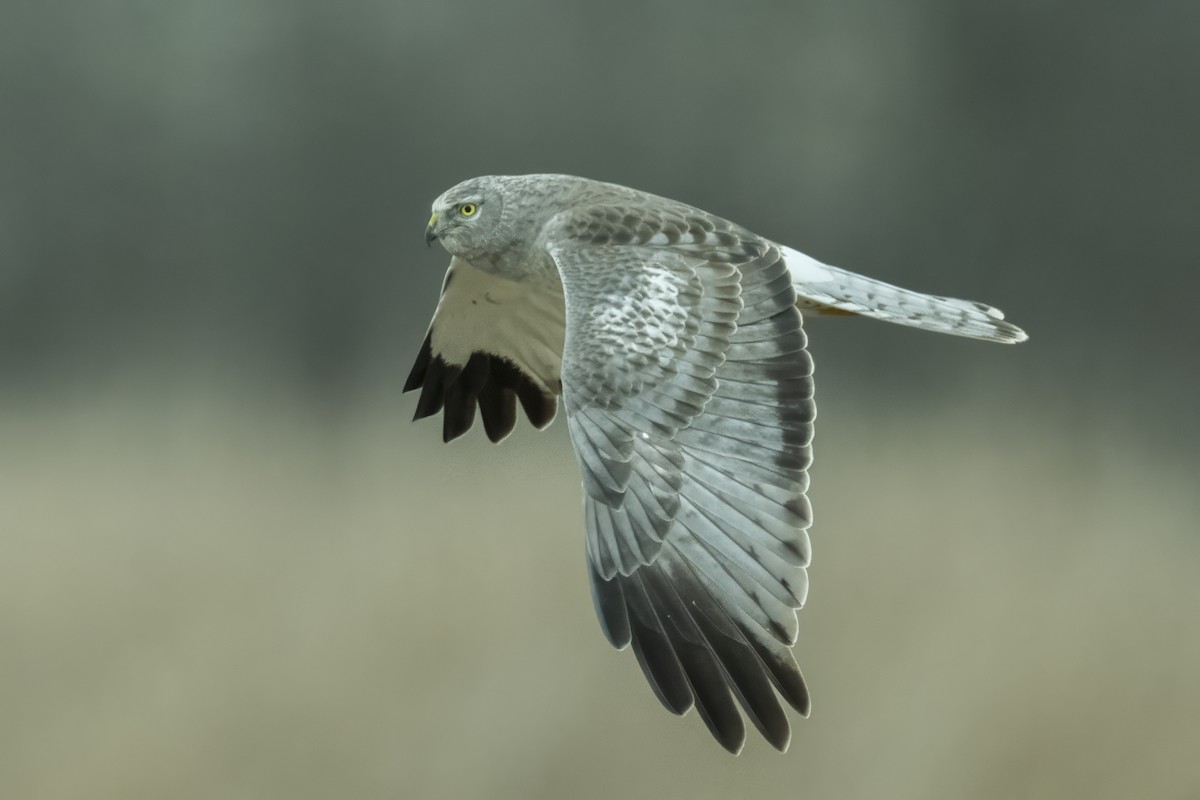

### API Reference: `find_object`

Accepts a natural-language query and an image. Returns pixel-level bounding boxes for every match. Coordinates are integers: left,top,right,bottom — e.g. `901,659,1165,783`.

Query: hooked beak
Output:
424,212,439,247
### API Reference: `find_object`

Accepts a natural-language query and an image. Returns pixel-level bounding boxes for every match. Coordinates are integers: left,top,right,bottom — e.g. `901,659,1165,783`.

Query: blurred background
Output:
2,1,1198,798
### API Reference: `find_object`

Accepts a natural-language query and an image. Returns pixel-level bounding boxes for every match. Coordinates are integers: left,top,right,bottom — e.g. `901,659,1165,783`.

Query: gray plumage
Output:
405,174,1027,753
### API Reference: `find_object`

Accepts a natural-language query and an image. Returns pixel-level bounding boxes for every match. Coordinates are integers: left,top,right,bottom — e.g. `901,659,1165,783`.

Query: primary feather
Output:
405,174,1027,752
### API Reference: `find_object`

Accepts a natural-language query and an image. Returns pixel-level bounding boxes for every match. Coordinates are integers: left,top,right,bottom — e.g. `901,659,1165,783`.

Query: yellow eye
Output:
459,203,477,217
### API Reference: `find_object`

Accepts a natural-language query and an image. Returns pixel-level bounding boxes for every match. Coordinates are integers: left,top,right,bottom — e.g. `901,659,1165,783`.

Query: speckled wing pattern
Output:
404,176,1027,753
543,203,815,753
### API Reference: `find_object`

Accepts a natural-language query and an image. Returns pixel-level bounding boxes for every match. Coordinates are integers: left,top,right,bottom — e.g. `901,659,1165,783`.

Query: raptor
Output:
405,174,1027,753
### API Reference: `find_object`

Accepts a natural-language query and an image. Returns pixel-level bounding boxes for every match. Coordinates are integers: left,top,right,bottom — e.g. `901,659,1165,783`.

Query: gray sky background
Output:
2,0,1196,450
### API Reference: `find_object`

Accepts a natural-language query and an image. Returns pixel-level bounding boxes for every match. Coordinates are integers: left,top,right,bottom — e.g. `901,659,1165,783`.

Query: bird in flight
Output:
405,174,1027,753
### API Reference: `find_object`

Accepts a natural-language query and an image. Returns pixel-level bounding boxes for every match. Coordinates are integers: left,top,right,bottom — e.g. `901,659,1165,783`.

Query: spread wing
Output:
404,256,565,442
548,204,814,753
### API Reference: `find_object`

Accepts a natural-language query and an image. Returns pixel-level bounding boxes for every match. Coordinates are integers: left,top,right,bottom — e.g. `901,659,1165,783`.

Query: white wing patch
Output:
428,257,564,392
405,257,566,442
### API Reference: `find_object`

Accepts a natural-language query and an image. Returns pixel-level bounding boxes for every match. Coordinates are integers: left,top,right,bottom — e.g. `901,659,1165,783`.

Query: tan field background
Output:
4,374,1197,800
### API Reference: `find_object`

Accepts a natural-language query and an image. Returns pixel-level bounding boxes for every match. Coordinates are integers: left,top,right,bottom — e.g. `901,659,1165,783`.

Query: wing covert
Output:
548,207,816,752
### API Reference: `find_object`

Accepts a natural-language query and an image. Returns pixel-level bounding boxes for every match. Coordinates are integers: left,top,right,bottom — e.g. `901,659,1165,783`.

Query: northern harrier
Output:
405,174,1026,753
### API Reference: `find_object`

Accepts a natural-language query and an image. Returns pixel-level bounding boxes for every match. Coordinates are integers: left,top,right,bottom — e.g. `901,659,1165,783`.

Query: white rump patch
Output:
780,245,834,285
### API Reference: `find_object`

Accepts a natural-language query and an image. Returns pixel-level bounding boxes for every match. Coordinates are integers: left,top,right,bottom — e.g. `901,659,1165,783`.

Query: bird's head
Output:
424,176,507,261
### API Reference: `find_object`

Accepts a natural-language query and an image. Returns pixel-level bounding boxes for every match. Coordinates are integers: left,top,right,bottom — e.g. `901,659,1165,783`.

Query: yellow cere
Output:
427,212,438,227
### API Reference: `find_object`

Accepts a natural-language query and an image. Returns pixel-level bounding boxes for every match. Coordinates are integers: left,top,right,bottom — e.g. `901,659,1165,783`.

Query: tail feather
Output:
780,245,1029,344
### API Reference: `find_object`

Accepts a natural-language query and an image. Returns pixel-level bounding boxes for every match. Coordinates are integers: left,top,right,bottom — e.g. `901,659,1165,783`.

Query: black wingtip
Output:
593,548,811,753
441,353,490,442
412,366,447,421
478,382,517,444
407,344,557,443
702,709,746,755
588,560,631,649
626,578,694,715
404,334,433,393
